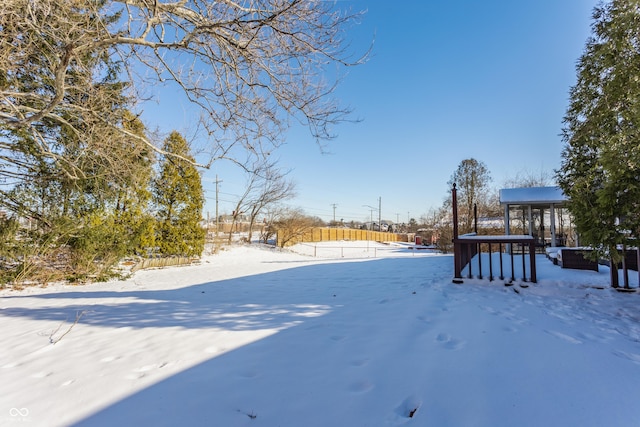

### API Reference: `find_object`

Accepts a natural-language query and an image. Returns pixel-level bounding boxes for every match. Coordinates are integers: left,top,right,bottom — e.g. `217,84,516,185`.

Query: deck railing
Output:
451,184,537,283
453,235,537,283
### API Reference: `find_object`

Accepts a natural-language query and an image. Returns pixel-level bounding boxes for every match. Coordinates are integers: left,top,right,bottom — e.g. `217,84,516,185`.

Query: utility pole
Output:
363,204,378,248
331,203,337,223
378,196,382,232
215,175,223,237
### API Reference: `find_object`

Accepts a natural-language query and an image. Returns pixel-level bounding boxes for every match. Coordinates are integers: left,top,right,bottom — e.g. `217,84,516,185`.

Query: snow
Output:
1,241,640,426
499,186,566,205
456,234,533,241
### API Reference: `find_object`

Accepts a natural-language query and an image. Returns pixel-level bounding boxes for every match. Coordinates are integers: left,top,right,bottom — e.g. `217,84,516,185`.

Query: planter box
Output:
557,249,598,271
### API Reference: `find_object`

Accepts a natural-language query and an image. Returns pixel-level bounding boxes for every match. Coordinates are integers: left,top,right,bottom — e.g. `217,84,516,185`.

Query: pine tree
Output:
111,111,156,255
557,0,640,263
2,61,152,281
62,111,156,278
153,132,205,257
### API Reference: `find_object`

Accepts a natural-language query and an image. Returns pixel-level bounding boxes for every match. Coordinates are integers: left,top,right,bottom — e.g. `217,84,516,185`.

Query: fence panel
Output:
279,227,402,247
131,256,196,272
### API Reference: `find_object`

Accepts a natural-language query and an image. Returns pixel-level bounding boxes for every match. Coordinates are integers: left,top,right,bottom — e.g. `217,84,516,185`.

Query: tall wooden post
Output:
452,184,459,239
529,240,537,283
473,203,478,234
452,184,462,280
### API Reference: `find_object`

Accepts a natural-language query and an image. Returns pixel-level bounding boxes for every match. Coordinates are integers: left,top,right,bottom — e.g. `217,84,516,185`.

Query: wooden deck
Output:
453,235,537,283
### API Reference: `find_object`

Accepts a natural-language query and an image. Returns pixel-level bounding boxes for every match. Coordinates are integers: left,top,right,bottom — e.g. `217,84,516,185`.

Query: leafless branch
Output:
0,0,366,214
49,310,87,345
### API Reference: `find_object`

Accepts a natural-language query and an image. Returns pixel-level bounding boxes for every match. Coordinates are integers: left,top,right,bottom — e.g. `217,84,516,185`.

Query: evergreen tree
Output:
110,111,156,255
153,132,205,257
1,59,152,280
557,0,640,263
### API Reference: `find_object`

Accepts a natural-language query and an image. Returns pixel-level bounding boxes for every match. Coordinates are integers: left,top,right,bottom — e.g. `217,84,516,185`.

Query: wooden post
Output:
477,242,483,279
510,243,515,282
452,184,462,280
474,203,478,234
452,184,459,239
499,243,504,280
521,242,527,281
529,241,537,283
488,243,493,281
467,244,473,279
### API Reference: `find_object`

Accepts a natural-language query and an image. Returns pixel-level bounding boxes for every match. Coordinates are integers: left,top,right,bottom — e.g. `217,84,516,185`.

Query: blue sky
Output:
143,0,599,224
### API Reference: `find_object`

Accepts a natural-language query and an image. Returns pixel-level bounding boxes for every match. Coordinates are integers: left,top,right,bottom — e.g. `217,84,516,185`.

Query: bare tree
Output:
0,0,366,196
503,169,555,189
245,164,296,243
259,204,285,244
274,207,317,248
227,159,295,243
447,159,492,234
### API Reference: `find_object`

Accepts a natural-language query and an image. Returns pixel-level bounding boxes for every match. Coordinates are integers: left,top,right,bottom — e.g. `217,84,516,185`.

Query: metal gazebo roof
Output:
499,186,567,207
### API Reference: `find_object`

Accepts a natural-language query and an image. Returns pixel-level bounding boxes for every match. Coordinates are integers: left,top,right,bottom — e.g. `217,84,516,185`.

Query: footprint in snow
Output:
435,333,466,350
125,362,170,379
348,379,374,393
133,363,168,373
416,315,433,325
31,371,53,378
238,369,260,379
125,372,146,380
394,395,422,419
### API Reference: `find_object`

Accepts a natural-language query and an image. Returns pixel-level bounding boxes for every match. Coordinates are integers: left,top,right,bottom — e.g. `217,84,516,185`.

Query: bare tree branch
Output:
0,0,366,217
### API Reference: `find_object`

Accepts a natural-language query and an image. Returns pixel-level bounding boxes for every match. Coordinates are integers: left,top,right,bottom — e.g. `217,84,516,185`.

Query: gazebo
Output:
499,186,570,249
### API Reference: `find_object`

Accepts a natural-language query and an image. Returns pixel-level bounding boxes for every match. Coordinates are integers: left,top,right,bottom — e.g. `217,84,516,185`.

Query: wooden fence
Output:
278,227,405,247
131,256,197,272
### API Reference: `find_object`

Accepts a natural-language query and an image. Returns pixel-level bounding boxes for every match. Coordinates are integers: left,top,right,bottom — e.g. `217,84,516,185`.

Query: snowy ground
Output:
1,241,640,426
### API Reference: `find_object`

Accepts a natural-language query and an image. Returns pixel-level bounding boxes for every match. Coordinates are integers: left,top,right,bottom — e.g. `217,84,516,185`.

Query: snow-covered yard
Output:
1,241,639,426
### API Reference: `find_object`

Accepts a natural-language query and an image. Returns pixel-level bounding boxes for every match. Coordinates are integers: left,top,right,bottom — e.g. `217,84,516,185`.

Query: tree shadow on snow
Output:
60,256,451,427
1,256,447,332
